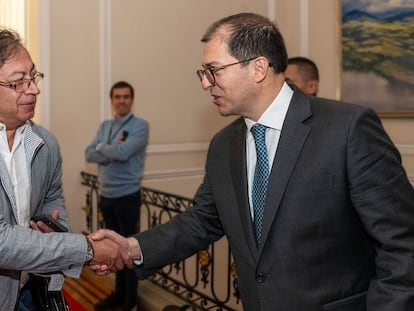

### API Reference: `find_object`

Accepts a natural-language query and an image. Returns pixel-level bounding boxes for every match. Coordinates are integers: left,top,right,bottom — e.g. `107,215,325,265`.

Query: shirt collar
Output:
0,121,30,135
114,113,133,123
244,82,293,131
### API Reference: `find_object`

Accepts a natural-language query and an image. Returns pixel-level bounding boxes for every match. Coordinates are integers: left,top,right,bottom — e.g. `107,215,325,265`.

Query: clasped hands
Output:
30,210,140,275
87,229,141,275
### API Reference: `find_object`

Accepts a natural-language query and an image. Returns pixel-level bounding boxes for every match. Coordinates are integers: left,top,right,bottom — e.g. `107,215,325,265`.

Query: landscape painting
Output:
341,0,414,116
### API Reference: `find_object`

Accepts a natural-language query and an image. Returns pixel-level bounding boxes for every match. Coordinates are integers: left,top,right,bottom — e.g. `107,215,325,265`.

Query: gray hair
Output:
0,28,24,68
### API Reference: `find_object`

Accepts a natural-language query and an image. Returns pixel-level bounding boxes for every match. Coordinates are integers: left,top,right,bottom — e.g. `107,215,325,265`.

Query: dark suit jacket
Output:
135,89,414,311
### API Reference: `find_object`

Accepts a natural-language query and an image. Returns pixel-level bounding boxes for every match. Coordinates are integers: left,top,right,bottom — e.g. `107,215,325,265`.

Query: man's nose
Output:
25,80,40,95
201,74,213,90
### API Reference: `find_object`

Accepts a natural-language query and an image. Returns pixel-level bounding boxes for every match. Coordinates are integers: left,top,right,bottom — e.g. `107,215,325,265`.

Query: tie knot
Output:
251,124,267,140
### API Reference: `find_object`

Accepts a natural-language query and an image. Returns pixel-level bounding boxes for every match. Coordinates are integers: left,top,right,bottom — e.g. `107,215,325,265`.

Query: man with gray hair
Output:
0,28,132,310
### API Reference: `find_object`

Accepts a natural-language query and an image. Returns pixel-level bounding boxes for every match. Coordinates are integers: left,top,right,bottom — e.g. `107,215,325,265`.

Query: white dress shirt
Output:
244,82,293,219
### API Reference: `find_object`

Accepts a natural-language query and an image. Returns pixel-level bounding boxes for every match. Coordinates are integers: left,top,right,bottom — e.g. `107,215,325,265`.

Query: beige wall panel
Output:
43,0,414,234
110,0,268,144
275,0,339,100
49,0,101,230
46,0,272,232
308,0,341,99
275,0,301,56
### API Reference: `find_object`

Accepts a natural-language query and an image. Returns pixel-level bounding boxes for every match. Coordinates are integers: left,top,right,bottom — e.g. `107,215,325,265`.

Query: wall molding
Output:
146,143,414,156
397,144,414,156
146,142,209,155
144,142,208,181
100,0,112,121
38,0,51,129
300,0,309,56
143,167,204,181
267,0,276,21
143,143,414,183
397,144,414,184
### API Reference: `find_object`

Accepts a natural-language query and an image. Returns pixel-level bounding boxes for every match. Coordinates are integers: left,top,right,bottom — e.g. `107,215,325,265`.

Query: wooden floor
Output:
63,267,182,311
63,266,119,311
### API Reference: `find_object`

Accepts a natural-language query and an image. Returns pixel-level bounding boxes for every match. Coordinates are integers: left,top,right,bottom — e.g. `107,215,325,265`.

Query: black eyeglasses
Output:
196,57,256,86
0,71,44,93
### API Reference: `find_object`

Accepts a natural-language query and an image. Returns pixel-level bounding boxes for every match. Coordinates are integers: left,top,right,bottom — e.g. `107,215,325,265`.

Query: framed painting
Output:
341,0,414,117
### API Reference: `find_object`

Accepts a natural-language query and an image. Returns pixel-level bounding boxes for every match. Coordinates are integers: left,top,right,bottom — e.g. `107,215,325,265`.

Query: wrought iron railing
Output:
80,171,241,311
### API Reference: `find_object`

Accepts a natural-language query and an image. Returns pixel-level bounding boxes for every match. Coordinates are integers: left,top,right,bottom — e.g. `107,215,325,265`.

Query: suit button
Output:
256,273,265,283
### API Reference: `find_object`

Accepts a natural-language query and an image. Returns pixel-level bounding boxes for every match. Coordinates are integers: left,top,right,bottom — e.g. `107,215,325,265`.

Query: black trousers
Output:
99,191,141,302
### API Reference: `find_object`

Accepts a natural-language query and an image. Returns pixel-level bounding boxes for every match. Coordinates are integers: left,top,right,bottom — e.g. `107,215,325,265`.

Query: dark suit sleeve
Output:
133,174,224,279
347,109,414,310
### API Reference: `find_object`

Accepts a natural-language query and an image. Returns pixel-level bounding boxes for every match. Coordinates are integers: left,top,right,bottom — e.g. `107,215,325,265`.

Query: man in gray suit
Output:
0,28,132,310
92,13,414,311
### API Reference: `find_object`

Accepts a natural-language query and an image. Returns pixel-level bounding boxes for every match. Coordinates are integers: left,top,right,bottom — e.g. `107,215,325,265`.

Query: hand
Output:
30,209,60,233
91,229,141,260
87,230,134,274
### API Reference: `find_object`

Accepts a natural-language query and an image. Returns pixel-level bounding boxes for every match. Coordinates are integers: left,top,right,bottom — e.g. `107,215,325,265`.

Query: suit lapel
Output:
259,92,312,252
229,119,259,258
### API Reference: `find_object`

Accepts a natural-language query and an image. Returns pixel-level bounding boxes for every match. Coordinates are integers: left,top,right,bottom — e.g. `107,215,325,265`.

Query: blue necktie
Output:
251,124,269,245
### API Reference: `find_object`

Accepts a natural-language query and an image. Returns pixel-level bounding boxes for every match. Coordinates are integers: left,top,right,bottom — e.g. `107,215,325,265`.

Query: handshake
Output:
30,212,140,275
86,229,141,275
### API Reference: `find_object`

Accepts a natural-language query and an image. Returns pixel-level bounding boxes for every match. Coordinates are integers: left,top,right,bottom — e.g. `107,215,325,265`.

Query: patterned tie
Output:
251,124,269,245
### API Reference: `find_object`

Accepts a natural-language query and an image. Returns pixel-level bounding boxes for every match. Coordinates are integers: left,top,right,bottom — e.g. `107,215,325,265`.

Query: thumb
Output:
89,229,107,241
90,229,124,244
51,209,59,220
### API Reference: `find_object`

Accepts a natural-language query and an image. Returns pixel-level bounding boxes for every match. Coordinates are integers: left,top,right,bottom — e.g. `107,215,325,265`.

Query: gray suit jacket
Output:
0,123,86,310
135,90,414,311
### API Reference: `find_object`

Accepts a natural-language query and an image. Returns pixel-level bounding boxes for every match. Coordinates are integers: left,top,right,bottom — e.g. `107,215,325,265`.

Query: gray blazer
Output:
0,123,86,310
135,89,414,311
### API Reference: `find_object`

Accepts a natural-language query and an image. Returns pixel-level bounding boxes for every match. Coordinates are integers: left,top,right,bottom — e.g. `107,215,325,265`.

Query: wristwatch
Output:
85,237,94,265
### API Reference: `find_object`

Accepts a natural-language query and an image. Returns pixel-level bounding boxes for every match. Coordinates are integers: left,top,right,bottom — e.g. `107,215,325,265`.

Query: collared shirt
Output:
85,112,149,198
244,82,293,218
0,122,30,226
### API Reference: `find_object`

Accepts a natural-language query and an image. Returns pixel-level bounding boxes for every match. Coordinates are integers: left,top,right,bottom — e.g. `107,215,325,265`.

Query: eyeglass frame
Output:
0,71,44,93
196,57,257,86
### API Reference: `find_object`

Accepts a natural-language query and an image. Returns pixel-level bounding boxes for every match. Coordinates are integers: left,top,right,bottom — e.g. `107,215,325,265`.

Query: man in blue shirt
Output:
85,81,149,311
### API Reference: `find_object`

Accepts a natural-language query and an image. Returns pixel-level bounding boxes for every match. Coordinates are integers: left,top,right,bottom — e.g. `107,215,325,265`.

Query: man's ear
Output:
307,80,319,96
252,57,271,83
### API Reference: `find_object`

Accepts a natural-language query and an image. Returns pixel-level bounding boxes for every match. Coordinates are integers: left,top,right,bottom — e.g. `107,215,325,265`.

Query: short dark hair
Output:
110,81,134,99
0,28,24,68
288,57,319,81
201,12,288,74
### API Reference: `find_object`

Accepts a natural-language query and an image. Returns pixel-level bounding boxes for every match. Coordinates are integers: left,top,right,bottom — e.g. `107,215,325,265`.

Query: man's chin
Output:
218,110,237,118
19,111,35,122
217,106,232,117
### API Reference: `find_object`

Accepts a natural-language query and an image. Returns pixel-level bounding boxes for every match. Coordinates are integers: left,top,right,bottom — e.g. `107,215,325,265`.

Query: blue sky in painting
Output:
342,0,414,15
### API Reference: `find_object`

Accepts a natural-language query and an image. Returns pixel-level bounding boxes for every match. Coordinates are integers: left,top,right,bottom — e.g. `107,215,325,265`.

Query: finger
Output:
36,221,54,233
89,264,109,271
29,220,41,231
89,229,113,241
92,229,126,246
51,209,59,220
120,249,133,269
88,229,106,241
113,256,125,271
96,270,111,276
